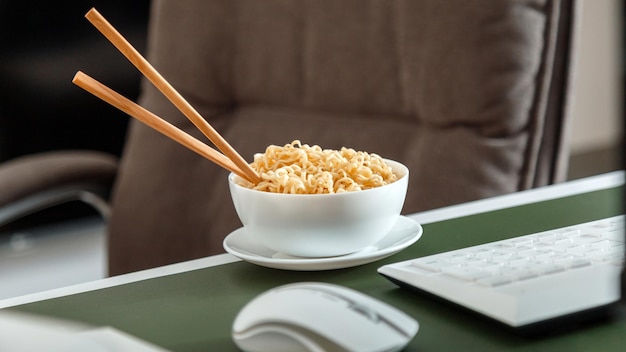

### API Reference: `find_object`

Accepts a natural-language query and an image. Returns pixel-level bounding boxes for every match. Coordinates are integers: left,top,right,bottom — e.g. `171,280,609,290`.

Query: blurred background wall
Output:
567,0,623,179
0,1,151,162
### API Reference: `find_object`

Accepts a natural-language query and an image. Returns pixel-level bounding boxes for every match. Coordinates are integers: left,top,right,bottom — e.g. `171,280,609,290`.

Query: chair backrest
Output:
107,0,578,275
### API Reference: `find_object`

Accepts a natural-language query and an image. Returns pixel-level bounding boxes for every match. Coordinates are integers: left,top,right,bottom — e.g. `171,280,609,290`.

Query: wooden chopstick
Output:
72,71,254,182
84,8,260,184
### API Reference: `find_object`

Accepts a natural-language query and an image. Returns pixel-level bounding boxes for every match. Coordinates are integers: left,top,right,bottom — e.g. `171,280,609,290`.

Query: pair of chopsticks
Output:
73,8,260,184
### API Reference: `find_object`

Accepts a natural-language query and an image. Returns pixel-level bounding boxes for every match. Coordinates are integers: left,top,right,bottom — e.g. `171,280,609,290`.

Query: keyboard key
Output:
568,259,592,268
566,245,591,255
442,266,492,281
590,240,618,249
476,275,513,287
469,248,496,258
411,258,454,272
599,230,625,242
533,263,566,274
554,229,581,237
499,268,539,281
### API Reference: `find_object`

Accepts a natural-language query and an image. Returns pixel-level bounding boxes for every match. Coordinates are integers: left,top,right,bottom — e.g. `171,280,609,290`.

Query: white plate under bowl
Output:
223,215,422,271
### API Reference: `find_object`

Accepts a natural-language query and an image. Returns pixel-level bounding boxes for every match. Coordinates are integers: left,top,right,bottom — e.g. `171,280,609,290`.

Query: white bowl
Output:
228,159,409,257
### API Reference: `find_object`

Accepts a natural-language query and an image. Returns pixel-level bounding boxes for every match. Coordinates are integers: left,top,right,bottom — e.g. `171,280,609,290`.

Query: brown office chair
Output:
0,0,579,276
0,151,117,227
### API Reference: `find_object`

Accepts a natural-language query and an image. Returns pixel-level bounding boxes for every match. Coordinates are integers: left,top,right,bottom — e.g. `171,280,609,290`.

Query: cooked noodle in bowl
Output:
228,141,409,257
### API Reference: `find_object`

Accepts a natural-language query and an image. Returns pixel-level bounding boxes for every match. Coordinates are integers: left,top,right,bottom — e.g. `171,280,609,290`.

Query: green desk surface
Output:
8,186,626,351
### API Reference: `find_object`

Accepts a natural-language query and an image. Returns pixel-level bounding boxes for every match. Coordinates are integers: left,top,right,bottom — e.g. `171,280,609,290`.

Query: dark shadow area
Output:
0,2,151,229
0,1,151,162
567,145,623,180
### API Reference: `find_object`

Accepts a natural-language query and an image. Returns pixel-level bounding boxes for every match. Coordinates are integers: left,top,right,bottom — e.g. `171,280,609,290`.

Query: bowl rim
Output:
228,158,408,197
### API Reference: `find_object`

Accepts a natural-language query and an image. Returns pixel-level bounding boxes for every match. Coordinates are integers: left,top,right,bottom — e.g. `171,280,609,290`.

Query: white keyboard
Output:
378,216,625,328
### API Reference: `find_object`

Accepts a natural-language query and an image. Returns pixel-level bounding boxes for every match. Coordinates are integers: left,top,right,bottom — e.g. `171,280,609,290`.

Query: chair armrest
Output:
0,151,118,227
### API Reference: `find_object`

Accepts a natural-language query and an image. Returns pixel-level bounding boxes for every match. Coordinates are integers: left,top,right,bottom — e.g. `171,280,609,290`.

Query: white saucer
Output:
223,216,422,271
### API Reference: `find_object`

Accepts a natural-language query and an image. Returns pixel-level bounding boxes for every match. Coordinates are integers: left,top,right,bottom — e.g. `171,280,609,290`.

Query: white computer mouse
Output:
231,282,418,352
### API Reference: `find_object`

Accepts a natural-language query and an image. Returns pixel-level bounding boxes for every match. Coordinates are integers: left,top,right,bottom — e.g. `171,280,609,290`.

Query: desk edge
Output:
1,171,623,309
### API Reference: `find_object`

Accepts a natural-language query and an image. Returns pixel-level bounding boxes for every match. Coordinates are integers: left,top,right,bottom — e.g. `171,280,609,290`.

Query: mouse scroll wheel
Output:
349,303,380,322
